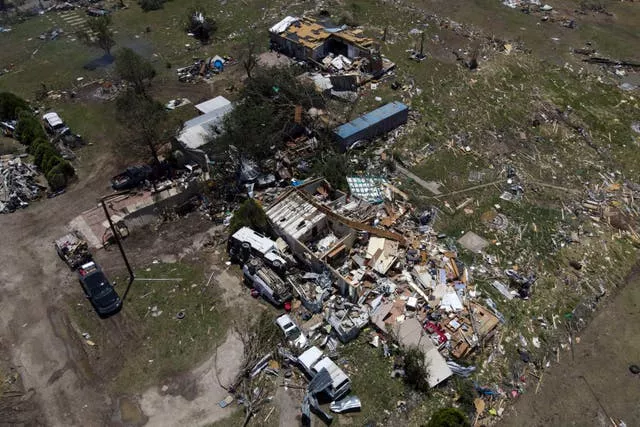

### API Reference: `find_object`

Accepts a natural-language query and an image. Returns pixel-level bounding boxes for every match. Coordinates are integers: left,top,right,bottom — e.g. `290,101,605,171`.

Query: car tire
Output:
272,260,283,269
240,242,251,262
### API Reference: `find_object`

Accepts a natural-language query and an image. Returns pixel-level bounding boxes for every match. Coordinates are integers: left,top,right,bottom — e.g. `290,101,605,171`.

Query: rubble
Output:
176,56,235,82
0,156,43,214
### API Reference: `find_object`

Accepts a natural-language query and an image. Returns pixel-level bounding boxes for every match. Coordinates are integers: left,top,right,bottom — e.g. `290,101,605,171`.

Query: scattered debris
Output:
0,156,43,214
330,395,361,413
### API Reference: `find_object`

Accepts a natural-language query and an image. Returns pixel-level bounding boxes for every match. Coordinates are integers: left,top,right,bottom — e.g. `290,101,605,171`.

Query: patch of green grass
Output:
70,261,230,394
338,334,407,424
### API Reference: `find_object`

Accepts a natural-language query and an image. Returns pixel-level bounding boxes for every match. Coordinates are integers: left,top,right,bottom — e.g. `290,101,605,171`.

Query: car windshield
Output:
286,327,301,339
84,272,109,291
96,288,114,299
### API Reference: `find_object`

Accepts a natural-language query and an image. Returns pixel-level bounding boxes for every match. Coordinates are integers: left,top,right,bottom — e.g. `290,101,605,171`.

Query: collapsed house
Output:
260,175,502,381
269,16,375,63
269,16,395,84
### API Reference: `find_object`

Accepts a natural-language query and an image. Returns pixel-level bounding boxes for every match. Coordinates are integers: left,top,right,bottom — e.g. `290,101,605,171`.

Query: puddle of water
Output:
114,396,148,426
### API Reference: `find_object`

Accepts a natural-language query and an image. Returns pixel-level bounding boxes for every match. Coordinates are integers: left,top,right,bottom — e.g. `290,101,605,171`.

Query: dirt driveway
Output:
0,151,117,425
0,148,249,425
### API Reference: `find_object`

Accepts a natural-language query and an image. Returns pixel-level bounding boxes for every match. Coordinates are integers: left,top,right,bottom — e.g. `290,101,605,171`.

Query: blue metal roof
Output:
334,101,408,139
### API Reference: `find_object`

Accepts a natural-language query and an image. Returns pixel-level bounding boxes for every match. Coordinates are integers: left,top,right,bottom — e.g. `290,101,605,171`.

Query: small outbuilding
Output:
334,101,408,150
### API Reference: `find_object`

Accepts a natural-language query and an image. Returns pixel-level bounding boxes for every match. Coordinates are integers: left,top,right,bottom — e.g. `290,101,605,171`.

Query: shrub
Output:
0,92,30,121
453,378,477,415
425,407,471,427
46,165,67,191
33,142,53,166
403,347,431,393
59,160,75,178
139,0,166,11
15,112,46,145
43,152,62,173
29,137,48,156
229,198,269,235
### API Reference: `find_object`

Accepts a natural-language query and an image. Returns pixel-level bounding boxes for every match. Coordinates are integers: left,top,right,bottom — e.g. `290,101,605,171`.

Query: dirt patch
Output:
500,261,640,426
112,396,148,427
138,330,244,426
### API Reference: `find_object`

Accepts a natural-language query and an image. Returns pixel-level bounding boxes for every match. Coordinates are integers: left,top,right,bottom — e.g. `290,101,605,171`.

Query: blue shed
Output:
334,101,409,150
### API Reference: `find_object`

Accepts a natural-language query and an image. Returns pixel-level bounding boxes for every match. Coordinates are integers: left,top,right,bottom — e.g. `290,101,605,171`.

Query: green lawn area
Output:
338,334,408,424
70,261,230,394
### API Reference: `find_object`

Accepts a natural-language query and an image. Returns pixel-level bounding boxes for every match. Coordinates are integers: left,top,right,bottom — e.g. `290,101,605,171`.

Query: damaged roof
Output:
270,16,374,51
266,190,326,241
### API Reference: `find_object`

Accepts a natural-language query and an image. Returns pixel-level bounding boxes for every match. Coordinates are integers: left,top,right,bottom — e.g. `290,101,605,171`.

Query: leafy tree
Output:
403,347,431,393
115,48,156,95
77,15,115,56
229,199,269,235
185,7,217,44
207,67,323,176
425,408,471,427
313,153,349,191
115,90,180,164
0,92,30,121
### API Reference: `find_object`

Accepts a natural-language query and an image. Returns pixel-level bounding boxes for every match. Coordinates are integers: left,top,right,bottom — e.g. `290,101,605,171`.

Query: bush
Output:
425,407,471,427
46,164,67,191
59,160,75,178
403,347,431,393
14,112,46,145
453,378,477,415
229,199,269,235
139,0,166,11
28,137,49,155
313,153,349,191
33,142,55,166
0,92,30,121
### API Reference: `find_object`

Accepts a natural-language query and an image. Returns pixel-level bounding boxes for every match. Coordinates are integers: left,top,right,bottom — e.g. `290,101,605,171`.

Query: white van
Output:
229,227,286,270
298,346,350,400
242,260,292,307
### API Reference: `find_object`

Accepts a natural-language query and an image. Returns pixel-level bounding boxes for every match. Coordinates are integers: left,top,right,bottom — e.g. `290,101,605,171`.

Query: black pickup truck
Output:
78,262,122,317
110,165,152,190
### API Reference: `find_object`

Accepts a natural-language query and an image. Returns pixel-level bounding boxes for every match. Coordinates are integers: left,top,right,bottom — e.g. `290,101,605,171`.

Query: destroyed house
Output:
334,101,409,150
266,178,404,300
269,16,375,62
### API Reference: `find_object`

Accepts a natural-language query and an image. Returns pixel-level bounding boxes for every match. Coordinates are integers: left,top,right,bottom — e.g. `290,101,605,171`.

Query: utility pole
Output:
100,193,135,301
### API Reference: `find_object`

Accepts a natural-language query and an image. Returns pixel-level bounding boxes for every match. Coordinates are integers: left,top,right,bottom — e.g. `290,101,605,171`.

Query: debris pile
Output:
176,55,235,82
0,156,42,213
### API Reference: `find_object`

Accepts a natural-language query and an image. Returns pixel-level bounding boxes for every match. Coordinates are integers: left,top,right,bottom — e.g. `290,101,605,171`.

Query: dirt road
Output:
0,150,247,425
500,267,640,427
0,154,116,425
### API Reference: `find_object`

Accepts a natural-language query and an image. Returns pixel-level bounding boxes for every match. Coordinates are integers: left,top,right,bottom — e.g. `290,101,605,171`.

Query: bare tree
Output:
217,313,281,427
115,90,181,164
241,33,260,79
77,15,115,56
115,48,156,95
